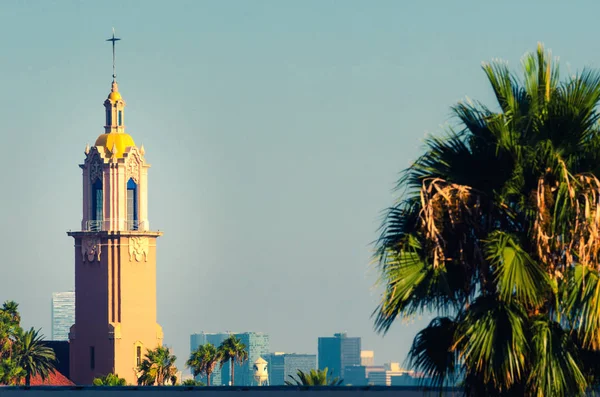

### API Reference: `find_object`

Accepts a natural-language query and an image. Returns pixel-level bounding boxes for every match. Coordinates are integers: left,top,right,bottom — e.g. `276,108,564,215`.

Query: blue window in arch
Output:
118,110,122,126
92,179,103,226
127,178,138,230
106,107,111,125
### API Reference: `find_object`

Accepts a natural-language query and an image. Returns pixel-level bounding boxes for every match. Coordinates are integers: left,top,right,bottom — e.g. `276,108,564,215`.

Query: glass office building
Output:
318,332,361,381
190,331,270,386
51,292,75,341
265,352,317,385
190,332,230,385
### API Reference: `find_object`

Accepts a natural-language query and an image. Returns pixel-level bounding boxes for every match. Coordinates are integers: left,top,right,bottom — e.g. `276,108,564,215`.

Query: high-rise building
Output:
189,332,270,386
190,332,230,385
51,292,75,341
264,352,317,385
344,365,368,386
360,350,374,366
318,332,361,381
231,332,270,386
67,33,163,385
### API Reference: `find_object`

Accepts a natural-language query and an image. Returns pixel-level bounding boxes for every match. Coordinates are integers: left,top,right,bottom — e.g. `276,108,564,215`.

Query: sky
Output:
2,0,600,370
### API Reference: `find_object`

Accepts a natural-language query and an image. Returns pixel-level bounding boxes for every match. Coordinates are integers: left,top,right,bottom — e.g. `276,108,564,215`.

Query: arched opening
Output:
91,179,103,231
118,110,123,126
127,178,138,230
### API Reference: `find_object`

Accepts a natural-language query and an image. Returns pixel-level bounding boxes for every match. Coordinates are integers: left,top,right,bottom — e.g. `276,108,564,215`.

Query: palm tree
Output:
1,301,20,325
218,335,248,386
93,373,127,386
285,368,342,386
182,378,205,386
186,343,220,386
14,328,56,386
137,346,178,386
0,301,23,385
374,43,600,396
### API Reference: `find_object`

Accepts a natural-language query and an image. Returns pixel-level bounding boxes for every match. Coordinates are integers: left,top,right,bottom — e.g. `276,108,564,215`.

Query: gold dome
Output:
108,91,122,101
95,133,135,158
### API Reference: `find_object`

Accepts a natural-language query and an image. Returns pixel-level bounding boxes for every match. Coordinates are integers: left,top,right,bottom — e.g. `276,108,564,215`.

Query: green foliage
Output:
15,328,57,386
136,346,178,386
284,368,342,386
218,335,248,386
92,373,127,386
186,343,220,386
374,43,600,396
181,379,205,386
0,301,56,386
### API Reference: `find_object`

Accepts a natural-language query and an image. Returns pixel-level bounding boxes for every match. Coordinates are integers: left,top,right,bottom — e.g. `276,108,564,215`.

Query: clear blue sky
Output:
1,0,599,368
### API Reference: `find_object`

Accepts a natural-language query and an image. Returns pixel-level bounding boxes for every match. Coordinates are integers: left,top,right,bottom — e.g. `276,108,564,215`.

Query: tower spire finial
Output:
106,28,121,81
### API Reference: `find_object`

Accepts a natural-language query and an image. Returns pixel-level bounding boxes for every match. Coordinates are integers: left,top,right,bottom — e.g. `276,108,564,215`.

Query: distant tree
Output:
182,378,205,386
2,301,20,324
93,373,127,386
14,328,56,386
285,368,342,386
0,302,22,385
0,357,24,386
137,346,178,386
186,343,220,386
218,335,248,386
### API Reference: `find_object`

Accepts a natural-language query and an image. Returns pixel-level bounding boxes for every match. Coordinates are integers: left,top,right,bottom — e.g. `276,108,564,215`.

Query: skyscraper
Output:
265,352,317,385
318,332,361,381
360,350,374,366
51,292,75,341
67,32,163,385
190,332,230,385
190,332,270,386
230,332,270,386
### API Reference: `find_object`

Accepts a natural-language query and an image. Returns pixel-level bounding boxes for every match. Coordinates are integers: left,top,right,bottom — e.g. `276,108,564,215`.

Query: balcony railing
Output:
85,220,103,231
84,220,146,231
125,220,144,231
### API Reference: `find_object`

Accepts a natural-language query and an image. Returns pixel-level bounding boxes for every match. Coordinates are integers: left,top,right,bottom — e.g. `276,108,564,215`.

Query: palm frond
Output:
484,230,549,306
407,316,458,388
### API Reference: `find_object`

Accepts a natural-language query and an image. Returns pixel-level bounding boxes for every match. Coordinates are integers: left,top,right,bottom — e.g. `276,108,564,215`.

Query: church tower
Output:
68,32,163,385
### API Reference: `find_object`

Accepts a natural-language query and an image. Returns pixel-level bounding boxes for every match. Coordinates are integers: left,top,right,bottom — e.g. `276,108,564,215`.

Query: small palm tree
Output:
1,301,20,325
182,378,205,386
218,335,248,386
186,343,220,386
93,373,127,386
15,328,56,386
285,368,342,386
137,346,178,386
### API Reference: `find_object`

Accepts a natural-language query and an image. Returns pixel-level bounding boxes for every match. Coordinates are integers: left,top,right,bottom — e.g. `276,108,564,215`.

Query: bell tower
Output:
67,32,163,385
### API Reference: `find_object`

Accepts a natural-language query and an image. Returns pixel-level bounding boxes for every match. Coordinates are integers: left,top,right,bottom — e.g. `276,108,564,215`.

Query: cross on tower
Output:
106,28,121,80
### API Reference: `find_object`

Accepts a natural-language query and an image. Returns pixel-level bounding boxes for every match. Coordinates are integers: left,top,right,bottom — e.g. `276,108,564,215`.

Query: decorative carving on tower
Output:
81,237,101,262
126,153,141,183
88,151,103,183
129,237,149,262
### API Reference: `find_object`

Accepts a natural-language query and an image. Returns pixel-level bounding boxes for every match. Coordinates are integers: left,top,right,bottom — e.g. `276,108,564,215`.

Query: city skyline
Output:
51,292,74,341
1,0,592,367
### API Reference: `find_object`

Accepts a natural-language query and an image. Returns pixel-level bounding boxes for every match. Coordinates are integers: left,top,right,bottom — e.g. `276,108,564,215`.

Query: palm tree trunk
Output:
230,359,235,386
25,374,30,387
207,370,211,387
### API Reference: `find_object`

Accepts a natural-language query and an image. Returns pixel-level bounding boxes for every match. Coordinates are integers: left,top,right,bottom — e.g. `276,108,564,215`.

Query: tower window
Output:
136,346,142,366
106,107,111,125
91,179,103,229
127,178,138,230
118,110,123,126
90,346,95,370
